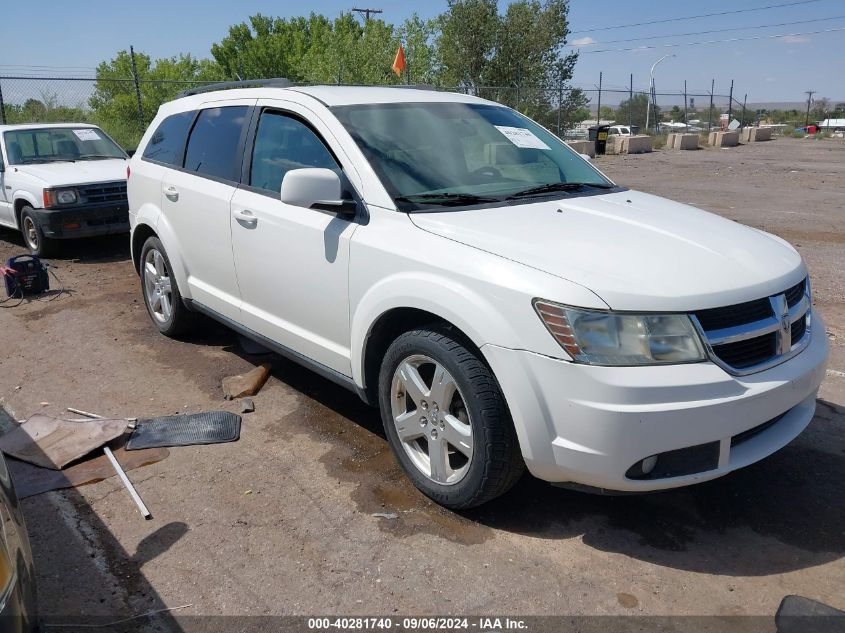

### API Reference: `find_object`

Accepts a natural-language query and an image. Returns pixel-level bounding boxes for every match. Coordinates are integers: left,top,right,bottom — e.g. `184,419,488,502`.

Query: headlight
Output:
43,188,78,207
534,299,706,366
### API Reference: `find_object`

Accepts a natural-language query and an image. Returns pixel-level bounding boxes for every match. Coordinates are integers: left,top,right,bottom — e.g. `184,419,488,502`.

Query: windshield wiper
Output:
506,182,615,199
395,192,500,207
76,155,121,161
19,158,75,164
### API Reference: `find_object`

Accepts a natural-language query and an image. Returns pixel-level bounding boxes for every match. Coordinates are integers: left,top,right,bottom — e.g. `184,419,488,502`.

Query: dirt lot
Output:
0,137,842,623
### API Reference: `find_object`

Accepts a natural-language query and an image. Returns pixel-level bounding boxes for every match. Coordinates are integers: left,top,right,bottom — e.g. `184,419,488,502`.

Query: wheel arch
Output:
351,274,518,404
13,193,39,229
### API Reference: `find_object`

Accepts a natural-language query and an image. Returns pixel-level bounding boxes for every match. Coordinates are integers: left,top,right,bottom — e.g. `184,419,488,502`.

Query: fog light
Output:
641,455,658,474
63,222,81,230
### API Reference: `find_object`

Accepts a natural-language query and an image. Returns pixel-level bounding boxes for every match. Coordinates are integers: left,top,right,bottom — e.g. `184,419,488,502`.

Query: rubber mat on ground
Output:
125,411,241,450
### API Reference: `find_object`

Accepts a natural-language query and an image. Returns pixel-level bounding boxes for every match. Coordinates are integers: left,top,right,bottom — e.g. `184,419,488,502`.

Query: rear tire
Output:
140,236,195,337
378,326,524,509
20,207,56,257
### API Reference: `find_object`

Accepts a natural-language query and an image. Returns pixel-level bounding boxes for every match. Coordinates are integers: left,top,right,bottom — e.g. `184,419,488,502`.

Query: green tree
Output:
437,0,499,90
615,93,651,129
90,50,223,149
398,14,439,84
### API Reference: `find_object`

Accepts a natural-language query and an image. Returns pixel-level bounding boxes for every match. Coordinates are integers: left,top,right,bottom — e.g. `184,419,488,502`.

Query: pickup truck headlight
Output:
43,188,78,207
534,299,706,366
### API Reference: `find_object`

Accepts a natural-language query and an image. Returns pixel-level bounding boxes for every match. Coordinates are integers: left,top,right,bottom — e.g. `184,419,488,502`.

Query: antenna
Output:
351,7,383,21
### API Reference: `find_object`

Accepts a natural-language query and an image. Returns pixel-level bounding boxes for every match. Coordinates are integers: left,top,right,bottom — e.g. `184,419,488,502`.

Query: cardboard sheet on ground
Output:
7,441,169,499
0,414,127,469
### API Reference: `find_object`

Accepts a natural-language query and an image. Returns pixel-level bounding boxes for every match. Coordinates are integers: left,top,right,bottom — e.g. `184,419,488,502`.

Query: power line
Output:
570,0,821,35
568,14,845,47
577,26,845,54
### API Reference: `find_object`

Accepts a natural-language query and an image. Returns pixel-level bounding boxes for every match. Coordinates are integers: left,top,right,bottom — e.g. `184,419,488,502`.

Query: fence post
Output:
629,73,633,129
708,79,715,132
683,80,688,125
596,71,602,126
0,77,5,125
727,79,734,123
129,46,145,137
556,79,563,137
742,94,747,129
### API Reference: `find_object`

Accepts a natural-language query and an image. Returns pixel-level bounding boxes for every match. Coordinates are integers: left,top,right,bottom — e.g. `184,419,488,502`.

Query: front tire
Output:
20,207,56,257
378,326,524,509
140,236,195,337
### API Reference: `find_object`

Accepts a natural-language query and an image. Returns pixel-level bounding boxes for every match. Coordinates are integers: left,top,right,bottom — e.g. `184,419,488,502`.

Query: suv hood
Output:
12,159,127,187
409,190,805,311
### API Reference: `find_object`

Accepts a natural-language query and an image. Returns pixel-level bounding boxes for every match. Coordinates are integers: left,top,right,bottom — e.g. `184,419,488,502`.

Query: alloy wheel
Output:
390,354,474,485
143,248,173,323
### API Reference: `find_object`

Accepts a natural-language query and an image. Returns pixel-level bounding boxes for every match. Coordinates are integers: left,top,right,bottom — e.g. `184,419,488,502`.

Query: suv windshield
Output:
332,102,615,211
4,127,126,165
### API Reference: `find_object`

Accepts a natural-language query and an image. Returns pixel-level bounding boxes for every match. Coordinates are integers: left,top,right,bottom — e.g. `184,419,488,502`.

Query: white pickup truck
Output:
0,123,130,255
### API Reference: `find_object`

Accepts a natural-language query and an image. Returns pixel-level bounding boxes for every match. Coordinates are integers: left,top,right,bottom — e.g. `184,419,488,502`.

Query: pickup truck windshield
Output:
332,102,614,211
4,127,126,165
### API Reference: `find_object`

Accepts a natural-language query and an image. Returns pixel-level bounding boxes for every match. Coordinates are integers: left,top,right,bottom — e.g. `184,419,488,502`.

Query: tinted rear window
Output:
184,106,249,181
142,111,195,166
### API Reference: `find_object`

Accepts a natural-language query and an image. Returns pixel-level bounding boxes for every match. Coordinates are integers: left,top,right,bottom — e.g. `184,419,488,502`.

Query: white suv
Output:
128,82,828,508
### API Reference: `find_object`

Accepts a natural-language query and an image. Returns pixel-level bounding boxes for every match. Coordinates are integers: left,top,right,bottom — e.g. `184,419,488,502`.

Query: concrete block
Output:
667,133,678,149
709,130,740,147
624,135,652,154
675,133,699,150
750,127,772,142
565,140,595,158
708,131,717,146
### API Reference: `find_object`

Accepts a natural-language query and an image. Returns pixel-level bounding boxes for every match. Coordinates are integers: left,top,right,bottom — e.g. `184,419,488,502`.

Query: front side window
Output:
184,106,249,181
249,111,339,195
332,102,615,211
4,127,126,165
142,111,195,166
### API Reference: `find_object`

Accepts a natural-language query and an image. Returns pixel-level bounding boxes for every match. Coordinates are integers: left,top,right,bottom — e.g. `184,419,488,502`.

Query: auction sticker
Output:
73,129,102,142
493,126,551,150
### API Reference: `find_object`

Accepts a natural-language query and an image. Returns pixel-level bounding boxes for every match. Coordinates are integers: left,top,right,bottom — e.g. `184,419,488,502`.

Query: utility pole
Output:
351,7,383,21
804,90,816,128
129,45,145,137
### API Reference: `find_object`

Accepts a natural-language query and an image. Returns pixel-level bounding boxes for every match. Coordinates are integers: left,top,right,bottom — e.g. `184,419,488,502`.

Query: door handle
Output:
234,209,258,228
163,185,179,202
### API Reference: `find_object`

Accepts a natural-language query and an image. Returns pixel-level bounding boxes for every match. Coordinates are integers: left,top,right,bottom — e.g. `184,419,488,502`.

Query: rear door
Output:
161,100,255,321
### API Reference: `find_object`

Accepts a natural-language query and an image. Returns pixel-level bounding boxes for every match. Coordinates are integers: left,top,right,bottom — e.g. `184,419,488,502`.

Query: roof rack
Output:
176,78,292,98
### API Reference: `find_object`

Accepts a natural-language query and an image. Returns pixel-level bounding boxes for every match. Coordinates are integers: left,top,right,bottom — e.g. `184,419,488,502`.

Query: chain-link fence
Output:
0,73,752,150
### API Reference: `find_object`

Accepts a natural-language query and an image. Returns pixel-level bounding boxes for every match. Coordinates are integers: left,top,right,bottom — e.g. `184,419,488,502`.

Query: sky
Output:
1,0,842,104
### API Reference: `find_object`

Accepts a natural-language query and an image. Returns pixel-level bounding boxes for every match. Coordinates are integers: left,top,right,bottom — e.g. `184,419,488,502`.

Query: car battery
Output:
3,255,49,297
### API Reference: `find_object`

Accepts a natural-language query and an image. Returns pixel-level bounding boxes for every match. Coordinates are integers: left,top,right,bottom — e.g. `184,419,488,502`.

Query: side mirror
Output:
579,153,592,162
280,168,357,217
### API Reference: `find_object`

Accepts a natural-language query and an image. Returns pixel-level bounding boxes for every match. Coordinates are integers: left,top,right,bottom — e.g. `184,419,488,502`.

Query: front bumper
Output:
482,310,829,491
33,202,129,239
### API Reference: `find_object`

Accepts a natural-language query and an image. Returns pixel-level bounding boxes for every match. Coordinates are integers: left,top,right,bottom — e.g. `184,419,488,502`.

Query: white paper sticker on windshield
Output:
494,126,551,150
73,129,102,142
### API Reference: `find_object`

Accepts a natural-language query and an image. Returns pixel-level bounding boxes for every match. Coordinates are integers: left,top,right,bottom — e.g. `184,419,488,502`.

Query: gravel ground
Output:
0,136,842,623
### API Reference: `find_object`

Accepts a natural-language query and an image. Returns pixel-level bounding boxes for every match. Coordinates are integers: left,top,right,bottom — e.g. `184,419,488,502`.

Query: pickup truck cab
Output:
0,123,130,256
128,83,828,509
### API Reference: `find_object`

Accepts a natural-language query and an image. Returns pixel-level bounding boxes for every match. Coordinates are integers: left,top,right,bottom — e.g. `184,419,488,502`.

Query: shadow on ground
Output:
0,227,129,264
196,323,845,578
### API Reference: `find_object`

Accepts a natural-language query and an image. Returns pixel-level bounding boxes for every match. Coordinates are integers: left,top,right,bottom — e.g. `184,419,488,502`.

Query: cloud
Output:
780,35,811,44
570,37,596,47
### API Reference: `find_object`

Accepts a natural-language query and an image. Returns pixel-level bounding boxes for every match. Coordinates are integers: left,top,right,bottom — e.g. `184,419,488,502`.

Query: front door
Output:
230,106,359,376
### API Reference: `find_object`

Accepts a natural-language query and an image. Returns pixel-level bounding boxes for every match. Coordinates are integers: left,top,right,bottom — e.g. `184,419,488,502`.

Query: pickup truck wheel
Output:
378,327,524,509
20,207,55,257
140,236,195,337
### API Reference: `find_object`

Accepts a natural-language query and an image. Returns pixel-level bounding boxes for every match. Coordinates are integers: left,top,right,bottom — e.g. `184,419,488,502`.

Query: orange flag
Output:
392,45,407,78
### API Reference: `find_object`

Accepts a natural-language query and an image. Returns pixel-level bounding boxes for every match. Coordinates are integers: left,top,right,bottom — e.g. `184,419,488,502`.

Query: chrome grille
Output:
692,277,811,375
78,181,128,204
